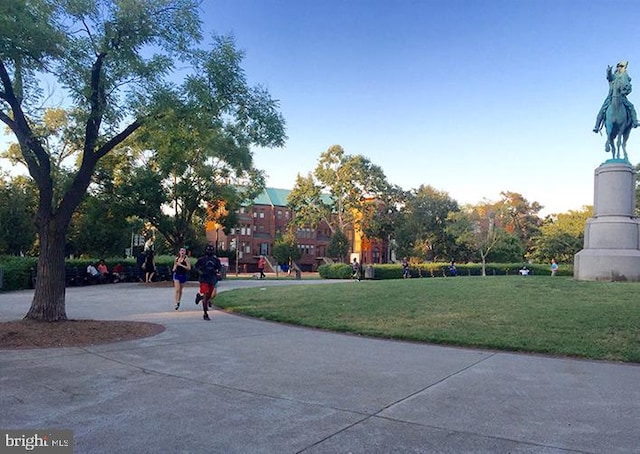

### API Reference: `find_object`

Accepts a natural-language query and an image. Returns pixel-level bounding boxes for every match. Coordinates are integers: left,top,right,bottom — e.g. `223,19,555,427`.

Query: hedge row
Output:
318,262,573,280
0,255,183,292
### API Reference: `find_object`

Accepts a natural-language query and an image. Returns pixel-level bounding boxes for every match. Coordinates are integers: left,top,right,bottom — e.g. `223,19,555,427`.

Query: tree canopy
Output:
0,1,286,320
288,145,395,237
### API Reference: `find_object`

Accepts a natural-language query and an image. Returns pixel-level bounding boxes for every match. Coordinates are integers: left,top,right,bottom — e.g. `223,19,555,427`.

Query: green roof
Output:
251,187,333,207
253,187,291,207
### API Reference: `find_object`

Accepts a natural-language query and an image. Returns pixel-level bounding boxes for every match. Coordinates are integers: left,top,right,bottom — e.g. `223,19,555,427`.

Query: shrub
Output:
318,262,574,280
318,263,353,279
0,256,38,291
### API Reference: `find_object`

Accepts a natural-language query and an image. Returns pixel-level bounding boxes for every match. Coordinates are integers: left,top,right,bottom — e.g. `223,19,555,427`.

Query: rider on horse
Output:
593,61,639,133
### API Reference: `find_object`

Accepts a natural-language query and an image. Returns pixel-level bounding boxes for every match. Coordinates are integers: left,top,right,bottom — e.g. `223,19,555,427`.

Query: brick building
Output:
208,187,389,273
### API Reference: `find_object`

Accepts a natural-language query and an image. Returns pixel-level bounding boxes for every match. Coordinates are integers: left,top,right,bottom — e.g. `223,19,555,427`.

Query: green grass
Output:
215,276,640,363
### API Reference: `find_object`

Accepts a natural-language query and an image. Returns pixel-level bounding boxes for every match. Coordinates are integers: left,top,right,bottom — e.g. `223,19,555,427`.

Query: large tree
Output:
446,201,506,275
288,145,393,244
0,1,285,320
113,35,284,248
530,206,592,264
395,185,459,261
493,191,542,258
358,185,405,261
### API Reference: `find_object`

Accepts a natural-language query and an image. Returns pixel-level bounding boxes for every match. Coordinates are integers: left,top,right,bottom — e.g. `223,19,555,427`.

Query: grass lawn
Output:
215,276,640,363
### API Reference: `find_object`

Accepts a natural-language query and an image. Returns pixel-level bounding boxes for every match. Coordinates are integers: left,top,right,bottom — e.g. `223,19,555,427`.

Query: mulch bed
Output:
0,320,165,349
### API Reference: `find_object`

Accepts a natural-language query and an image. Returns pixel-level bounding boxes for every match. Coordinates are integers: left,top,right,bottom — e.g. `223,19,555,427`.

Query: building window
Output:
296,228,313,239
259,211,265,219
277,210,282,219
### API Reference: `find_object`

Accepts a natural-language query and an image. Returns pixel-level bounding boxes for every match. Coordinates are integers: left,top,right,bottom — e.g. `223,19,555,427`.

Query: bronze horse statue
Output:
604,74,633,160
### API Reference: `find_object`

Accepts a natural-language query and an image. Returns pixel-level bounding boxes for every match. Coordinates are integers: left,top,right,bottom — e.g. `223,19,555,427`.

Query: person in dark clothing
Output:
144,249,156,283
136,251,146,282
194,244,221,321
402,257,410,279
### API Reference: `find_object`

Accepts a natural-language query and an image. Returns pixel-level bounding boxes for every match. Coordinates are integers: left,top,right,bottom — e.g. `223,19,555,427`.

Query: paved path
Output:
1,280,639,453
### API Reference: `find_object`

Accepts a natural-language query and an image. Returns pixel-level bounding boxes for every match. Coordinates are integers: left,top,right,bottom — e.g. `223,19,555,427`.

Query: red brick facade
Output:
208,188,389,272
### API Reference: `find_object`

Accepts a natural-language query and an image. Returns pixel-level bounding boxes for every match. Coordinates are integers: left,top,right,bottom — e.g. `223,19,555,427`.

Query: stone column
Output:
574,161,640,281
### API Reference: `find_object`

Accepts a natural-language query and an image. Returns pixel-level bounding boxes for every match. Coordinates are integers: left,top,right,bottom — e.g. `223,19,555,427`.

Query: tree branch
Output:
0,60,51,188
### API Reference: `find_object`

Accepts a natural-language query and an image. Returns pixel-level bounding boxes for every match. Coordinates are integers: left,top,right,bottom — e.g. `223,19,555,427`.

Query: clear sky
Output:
3,0,640,216
198,0,640,215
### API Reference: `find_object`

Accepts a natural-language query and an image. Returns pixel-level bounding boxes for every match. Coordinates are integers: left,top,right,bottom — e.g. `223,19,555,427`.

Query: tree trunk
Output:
24,222,67,321
480,251,487,277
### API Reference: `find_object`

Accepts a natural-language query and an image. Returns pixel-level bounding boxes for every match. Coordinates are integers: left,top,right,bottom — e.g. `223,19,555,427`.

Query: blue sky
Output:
198,0,640,215
3,0,640,215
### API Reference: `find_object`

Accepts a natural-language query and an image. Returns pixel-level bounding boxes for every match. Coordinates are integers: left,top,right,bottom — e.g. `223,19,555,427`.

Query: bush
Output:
318,263,353,279
318,262,574,280
0,256,38,291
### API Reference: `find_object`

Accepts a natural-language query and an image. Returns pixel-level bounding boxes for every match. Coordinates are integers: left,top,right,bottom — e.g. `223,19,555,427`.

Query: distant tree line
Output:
1,143,603,272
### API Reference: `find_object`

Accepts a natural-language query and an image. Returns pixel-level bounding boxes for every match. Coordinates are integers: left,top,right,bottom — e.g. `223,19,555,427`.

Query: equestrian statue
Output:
593,60,639,161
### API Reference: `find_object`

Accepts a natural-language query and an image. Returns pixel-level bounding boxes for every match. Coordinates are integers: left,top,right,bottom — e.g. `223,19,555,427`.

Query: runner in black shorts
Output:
194,244,221,321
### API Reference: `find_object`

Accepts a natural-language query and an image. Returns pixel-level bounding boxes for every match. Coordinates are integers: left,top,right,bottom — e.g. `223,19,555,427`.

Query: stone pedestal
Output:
574,161,640,281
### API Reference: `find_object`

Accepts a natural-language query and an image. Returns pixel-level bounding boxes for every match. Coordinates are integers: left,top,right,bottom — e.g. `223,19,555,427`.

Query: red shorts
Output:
199,282,217,296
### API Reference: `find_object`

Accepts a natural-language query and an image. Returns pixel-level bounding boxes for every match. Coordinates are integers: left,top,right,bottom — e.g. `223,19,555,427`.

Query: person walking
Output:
144,249,156,283
136,250,146,282
257,255,266,279
449,260,457,277
352,257,361,281
194,244,221,321
402,257,410,279
550,258,558,276
172,247,191,310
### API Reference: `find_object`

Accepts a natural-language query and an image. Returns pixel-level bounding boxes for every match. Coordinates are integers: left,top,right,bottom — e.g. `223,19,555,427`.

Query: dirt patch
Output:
0,320,165,349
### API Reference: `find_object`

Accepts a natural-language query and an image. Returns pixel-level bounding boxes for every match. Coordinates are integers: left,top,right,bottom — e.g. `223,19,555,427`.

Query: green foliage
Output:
395,185,459,261
286,173,330,230
66,193,135,257
494,191,542,256
109,34,285,249
327,229,349,261
272,232,301,265
0,175,38,255
288,145,394,235
318,263,353,279
0,255,38,291
486,234,525,263
319,261,572,280
529,207,591,263
0,2,286,320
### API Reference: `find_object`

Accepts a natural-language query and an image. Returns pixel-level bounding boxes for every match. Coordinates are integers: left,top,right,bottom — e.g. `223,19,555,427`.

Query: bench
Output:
155,265,173,281
65,266,86,286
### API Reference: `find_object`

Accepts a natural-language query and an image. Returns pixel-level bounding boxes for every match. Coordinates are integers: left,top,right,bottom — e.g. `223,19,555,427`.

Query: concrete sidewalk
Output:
1,280,639,453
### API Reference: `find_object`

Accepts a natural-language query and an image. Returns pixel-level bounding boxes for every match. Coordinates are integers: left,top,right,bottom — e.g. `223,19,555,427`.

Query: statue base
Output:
574,248,640,281
574,161,640,281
